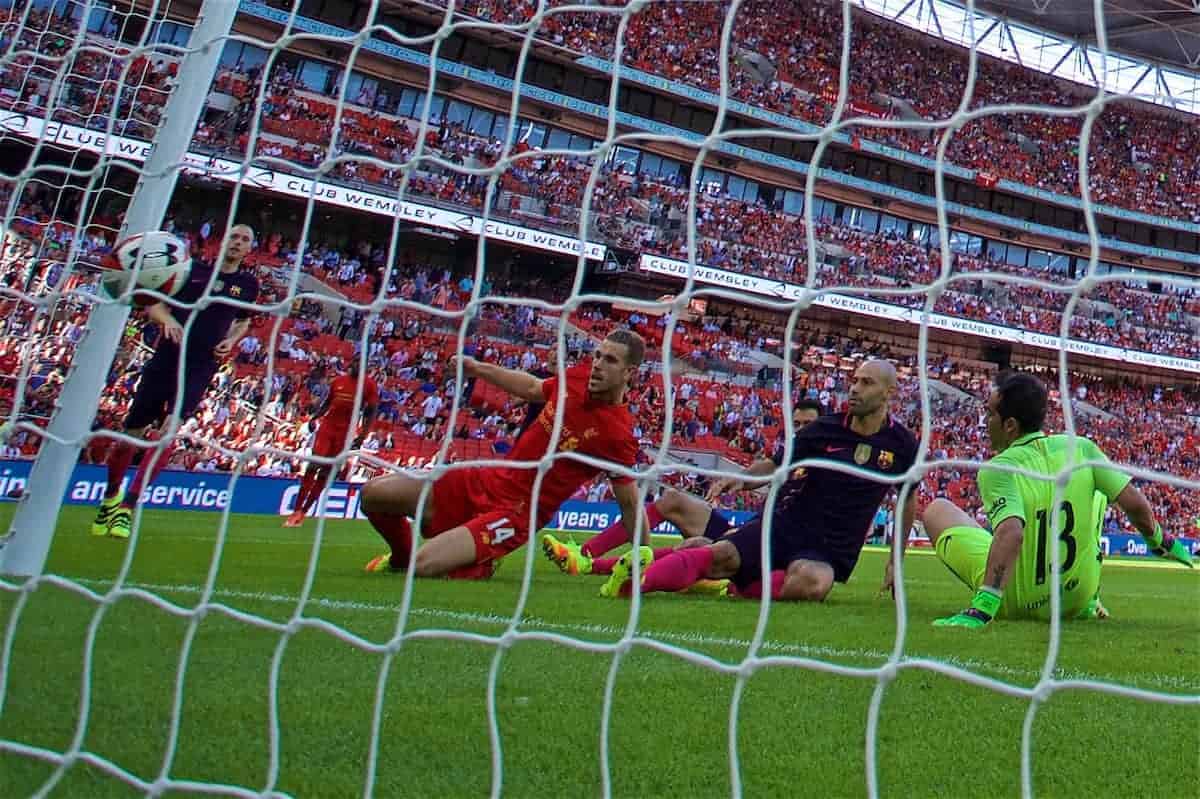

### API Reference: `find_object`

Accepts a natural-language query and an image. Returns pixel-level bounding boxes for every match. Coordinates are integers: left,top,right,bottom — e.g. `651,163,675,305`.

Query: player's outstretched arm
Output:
1115,483,1194,568
146,301,182,343
215,317,251,358
881,486,918,599
451,355,543,402
705,457,775,501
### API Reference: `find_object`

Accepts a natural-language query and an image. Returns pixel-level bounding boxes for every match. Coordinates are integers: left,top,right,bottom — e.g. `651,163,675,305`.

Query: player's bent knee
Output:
782,562,835,602
657,489,682,515
361,473,423,516
707,540,740,578
922,498,965,545
360,477,390,512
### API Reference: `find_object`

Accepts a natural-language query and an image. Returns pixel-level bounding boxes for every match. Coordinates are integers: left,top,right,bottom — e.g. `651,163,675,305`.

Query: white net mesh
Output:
0,0,1197,795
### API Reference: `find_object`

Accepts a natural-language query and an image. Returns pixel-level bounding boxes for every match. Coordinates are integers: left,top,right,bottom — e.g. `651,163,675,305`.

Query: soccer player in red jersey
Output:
359,330,646,580
284,360,379,527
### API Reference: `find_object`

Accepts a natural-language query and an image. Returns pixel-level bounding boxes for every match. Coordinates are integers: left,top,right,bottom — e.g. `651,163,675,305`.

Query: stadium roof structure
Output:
860,0,1200,114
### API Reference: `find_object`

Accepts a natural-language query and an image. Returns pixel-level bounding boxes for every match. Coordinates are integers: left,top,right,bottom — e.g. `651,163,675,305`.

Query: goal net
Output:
0,0,1196,796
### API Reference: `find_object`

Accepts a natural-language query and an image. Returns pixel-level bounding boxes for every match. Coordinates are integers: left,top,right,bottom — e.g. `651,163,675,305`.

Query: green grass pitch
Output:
1,506,1196,798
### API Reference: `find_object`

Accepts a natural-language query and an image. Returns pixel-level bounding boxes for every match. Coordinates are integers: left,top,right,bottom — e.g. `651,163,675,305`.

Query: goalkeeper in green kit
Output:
921,372,1193,628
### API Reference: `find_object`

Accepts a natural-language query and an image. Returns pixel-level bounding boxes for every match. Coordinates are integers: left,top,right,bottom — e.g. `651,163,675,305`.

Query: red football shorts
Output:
431,466,529,575
311,424,349,459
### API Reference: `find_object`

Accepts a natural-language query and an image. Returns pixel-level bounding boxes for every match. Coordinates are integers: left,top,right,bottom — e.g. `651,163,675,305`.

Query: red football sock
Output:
121,445,171,508
293,475,311,515
733,570,787,600
299,469,330,515
640,546,713,594
591,546,676,576
363,509,412,569
105,441,135,498
581,502,666,557
592,555,619,576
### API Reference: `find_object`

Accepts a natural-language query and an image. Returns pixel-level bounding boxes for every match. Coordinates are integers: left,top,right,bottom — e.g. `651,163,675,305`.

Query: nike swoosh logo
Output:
824,446,848,453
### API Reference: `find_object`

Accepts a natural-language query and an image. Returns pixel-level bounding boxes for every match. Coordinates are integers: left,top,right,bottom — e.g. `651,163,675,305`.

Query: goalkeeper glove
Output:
1144,524,1194,568
933,587,1002,629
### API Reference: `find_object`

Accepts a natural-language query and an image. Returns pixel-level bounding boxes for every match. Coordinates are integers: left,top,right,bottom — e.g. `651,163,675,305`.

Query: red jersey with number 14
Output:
322,374,379,434
478,368,638,529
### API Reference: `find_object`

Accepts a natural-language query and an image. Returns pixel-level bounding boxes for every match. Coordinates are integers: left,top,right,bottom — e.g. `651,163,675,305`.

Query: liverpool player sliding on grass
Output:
541,400,823,584
359,330,647,579
599,360,919,602
91,225,259,539
283,359,378,527
923,372,1192,628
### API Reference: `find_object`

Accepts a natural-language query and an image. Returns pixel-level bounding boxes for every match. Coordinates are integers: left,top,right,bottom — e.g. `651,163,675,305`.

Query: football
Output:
99,230,192,300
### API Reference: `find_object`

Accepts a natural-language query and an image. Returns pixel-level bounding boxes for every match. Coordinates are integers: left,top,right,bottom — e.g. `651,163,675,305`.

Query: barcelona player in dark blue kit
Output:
601,360,919,602
91,225,260,539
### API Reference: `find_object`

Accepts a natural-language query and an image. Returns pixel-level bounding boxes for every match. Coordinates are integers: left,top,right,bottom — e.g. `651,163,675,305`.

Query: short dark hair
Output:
605,328,645,367
794,399,822,417
993,371,1047,434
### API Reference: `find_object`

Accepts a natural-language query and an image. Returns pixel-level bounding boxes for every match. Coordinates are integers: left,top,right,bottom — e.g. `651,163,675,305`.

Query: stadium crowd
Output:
1,0,1197,237
448,0,1200,223
1,211,1195,540
0,2,1196,359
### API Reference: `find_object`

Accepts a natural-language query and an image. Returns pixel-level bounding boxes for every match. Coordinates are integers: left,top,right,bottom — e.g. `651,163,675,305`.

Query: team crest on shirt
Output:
854,444,872,465
229,285,242,297
877,450,894,470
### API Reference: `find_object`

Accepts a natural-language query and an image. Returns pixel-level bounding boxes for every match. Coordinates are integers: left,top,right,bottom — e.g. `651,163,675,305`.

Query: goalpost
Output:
0,0,1195,796
0,0,239,577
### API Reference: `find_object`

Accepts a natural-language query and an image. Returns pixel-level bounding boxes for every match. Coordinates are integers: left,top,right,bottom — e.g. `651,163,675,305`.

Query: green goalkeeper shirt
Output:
978,432,1131,616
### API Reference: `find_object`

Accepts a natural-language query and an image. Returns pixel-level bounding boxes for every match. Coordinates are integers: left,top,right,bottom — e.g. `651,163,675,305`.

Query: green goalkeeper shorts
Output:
934,526,1101,621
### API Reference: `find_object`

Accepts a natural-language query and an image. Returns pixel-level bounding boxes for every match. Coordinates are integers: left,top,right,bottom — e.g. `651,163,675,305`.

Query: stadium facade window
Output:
782,190,803,216
219,42,266,69
986,240,1007,262
427,95,446,124
467,109,494,137
299,0,363,28
546,128,572,151
879,214,907,236
568,134,593,152
1045,253,1070,274
31,0,77,14
1006,245,1028,268
1027,249,1051,270
949,231,983,256
611,146,640,171
907,222,929,244
148,21,192,46
85,6,124,36
297,60,337,94
844,207,879,233
489,114,511,141
346,73,379,106
812,197,837,221
523,122,548,148
444,100,472,126
395,88,422,119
